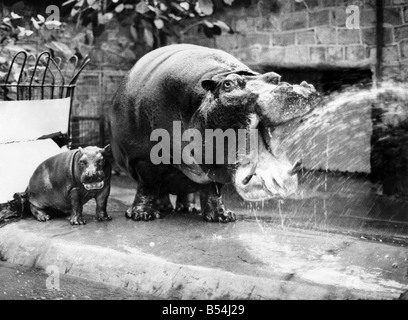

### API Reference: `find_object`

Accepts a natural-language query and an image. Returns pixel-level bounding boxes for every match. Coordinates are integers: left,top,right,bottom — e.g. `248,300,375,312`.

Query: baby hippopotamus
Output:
27,145,112,225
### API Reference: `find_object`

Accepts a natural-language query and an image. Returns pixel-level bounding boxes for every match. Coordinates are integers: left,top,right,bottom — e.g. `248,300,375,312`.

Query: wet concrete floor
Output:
0,174,407,299
0,261,159,300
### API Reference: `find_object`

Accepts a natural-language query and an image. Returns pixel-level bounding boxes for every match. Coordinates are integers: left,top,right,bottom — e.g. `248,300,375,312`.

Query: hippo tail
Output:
0,191,30,227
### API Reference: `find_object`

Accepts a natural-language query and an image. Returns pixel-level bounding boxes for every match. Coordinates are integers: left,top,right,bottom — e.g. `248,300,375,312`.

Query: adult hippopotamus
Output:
109,44,319,223
27,145,112,225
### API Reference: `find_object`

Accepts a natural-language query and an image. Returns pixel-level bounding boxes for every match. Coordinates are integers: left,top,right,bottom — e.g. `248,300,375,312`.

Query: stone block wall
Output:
183,0,408,82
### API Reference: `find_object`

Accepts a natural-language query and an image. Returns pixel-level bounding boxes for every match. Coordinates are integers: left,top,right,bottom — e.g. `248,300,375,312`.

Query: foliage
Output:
0,0,238,84
65,0,236,48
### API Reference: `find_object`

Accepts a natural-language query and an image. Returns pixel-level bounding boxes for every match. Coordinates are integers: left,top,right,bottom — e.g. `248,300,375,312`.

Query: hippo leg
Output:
69,188,86,225
30,204,50,222
155,194,174,215
200,183,236,223
95,186,112,221
175,193,201,214
125,185,162,221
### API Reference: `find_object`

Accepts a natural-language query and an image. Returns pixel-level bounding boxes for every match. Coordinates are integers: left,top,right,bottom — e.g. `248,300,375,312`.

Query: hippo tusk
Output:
239,113,260,185
289,160,302,176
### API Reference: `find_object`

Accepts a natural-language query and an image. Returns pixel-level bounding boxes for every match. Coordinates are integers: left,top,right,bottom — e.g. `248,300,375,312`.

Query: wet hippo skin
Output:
27,145,112,225
109,44,319,223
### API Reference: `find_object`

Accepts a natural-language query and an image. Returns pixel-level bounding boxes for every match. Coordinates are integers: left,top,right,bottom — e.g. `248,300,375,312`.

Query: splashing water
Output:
283,82,407,173
229,81,408,241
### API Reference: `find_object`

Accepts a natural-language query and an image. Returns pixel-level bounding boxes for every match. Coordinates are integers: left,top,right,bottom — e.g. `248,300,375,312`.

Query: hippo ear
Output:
201,79,218,92
78,147,83,153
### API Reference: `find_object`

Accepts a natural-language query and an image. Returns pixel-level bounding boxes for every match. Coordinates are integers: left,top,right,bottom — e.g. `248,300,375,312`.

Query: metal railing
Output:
0,51,90,147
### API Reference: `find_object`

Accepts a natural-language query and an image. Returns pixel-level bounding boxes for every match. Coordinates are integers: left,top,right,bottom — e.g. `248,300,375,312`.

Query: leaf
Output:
130,24,138,41
203,20,213,28
159,3,167,11
17,26,33,38
115,3,124,13
10,12,23,20
154,18,164,29
71,8,79,17
31,17,41,29
144,28,154,47
136,1,150,14
180,2,190,10
45,41,74,57
198,0,213,15
171,2,186,13
223,0,234,4
62,0,76,6
98,12,113,24
37,14,45,23
168,13,182,21
158,15,169,21
73,0,84,8
213,20,231,33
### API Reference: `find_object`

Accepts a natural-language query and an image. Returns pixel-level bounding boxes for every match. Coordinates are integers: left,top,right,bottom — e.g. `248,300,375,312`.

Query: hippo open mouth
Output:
231,81,319,201
230,116,296,201
83,181,104,190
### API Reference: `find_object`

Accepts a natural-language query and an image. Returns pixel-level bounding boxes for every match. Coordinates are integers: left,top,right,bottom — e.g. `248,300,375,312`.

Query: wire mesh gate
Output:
0,51,90,147
70,69,127,148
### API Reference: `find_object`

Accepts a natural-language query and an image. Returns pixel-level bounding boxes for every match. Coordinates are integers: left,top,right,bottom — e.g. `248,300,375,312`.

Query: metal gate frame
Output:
0,51,90,147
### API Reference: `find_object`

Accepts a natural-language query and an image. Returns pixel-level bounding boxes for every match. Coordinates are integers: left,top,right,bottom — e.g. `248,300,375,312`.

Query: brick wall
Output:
183,0,408,82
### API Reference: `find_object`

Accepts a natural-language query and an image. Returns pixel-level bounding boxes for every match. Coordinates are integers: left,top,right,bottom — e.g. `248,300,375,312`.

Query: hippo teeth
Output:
83,181,104,190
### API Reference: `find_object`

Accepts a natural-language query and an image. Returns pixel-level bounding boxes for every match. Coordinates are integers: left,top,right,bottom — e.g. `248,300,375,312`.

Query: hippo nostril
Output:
242,173,254,185
300,81,316,92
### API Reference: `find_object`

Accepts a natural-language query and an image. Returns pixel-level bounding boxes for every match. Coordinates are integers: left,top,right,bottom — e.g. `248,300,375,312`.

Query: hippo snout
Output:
300,81,315,91
276,81,317,99
82,170,104,183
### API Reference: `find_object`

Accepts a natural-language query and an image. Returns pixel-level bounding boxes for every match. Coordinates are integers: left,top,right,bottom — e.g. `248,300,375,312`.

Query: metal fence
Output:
70,69,127,148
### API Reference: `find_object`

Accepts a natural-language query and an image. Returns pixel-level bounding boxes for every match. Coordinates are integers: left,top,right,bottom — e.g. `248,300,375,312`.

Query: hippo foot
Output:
30,205,51,222
36,213,51,222
203,208,236,223
125,207,162,221
175,203,201,214
202,196,236,223
175,193,200,214
155,200,174,215
70,215,87,225
96,215,112,222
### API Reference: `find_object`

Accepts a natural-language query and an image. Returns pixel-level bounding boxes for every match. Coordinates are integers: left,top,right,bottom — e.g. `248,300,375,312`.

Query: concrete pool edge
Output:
0,223,402,300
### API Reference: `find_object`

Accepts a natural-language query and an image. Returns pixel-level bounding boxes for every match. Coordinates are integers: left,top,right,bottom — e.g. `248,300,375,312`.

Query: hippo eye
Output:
79,159,87,166
223,80,233,91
